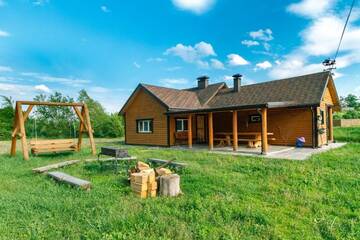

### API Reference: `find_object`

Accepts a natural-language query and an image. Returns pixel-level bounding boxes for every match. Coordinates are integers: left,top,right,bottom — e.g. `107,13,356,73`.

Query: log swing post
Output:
10,101,97,160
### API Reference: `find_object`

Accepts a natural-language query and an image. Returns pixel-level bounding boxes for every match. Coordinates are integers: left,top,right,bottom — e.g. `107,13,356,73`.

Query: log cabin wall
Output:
125,89,168,146
317,85,335,146
213,108,314,147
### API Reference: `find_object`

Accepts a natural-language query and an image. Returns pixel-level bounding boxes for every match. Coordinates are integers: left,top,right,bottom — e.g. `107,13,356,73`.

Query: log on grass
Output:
47,171,91,190
32,160,81,173
159,174,181,197
147,158,187,169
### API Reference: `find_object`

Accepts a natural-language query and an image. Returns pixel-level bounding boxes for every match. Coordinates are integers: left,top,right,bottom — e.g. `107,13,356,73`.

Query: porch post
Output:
208,112,213,150
261,108,268,155
232,110,238,151
188,114,192,149
329,107,334,142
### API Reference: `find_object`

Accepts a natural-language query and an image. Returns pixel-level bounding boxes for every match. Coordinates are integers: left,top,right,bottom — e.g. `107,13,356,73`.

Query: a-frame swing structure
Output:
10,101,96,160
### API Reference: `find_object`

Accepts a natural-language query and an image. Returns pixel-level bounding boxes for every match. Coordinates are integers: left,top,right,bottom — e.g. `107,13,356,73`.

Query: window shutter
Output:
136,120,139,133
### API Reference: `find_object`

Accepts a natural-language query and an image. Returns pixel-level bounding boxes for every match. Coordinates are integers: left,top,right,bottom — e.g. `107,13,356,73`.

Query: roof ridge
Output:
141,83,194,93
240,71,330,88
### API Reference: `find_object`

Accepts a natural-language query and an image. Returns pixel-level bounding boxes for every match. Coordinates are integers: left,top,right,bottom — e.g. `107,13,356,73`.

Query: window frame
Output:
136,119,153,134
175,118,188,132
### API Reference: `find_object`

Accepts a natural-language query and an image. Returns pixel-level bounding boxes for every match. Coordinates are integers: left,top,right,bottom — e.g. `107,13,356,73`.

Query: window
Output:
137,119,153,133
176,119,188,132
319,110,325,125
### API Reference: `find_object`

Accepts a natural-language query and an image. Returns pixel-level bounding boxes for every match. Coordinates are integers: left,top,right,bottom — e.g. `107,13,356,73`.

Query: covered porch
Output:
168,107,272,155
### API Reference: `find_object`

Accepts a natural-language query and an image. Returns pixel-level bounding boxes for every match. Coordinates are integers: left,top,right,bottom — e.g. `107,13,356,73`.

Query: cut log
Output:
159,174,181,197
32,160,81,173
148,158,187,169
47,171,91,190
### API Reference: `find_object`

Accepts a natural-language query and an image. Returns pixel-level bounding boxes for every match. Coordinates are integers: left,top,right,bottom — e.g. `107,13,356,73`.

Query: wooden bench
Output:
174,131,188,145
30,139,77,155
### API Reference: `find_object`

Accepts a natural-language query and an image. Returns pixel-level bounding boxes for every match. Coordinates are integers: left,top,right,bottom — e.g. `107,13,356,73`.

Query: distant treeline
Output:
0,90,124,140
334,94,360,120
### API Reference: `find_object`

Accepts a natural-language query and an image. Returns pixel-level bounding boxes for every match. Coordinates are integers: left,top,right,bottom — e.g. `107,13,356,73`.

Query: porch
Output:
170,142,346,160
168,106,333,154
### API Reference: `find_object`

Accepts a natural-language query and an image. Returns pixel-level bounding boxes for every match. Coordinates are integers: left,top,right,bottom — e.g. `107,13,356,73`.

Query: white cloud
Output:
250,29,273,41
0,66,13,72
133,62,141,69
223,75,255,85
166,66,182,71
241,40,260,47
210,59,225,69
32,0,49,6
270,0,360,79
165,41,216,68
159,78,189,87
172,0,215,14
0,30,10,37
146,57,166,62
255,61,272,70
287,0,334,18
34,84,51,93
21,72,90,87
89,86,109,93
227,54,250,66
101,5,110,13
223,75,233,81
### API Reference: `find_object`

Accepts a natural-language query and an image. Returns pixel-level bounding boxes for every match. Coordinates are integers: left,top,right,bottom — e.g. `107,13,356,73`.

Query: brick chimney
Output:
233,74,242,92
197,75,209,89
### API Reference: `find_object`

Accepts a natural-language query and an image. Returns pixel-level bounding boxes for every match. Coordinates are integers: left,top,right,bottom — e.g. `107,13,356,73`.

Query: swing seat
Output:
30,139,78,155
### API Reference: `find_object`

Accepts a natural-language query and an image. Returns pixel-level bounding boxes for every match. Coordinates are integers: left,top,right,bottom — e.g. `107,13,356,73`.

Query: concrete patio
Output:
170,142,347,160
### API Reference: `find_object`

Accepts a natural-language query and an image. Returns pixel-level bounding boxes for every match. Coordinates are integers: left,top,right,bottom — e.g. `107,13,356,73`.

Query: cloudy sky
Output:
0,0,359,112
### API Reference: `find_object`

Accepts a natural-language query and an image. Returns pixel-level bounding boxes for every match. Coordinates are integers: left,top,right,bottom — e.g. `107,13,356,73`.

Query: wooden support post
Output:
16,103,29,160
261,108,268,155
232,110,238,151
77,107,85,151
10,107,19,156
73,106,88,131
83,104,96,155
208,112,213,150
329,107,334,142
11,105,33,137
187,114,192,149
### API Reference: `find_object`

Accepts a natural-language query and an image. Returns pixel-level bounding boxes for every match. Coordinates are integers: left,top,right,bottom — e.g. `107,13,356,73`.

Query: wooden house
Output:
119,71,340,154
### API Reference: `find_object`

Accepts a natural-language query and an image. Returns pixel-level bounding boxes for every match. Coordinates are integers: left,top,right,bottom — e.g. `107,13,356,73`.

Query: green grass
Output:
334,127,360,143
0,133,359,239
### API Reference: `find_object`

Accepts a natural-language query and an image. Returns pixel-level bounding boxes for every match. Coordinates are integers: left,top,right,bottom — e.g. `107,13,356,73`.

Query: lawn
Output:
0,130,359,239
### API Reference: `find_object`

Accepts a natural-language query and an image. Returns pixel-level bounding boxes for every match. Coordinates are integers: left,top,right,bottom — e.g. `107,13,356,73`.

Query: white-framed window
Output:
137,119,153,133
176,119,188,132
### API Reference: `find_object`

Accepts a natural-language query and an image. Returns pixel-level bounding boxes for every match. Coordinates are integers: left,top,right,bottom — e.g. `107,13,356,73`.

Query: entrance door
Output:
196,115,206,143
326,106,331,143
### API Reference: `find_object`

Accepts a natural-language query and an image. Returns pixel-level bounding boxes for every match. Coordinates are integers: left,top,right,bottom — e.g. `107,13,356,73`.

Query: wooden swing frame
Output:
10,101,96,160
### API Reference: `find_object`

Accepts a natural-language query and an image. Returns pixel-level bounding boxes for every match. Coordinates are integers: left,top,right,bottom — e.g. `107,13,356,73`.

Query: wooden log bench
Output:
30,139,77,155
47,171,91,190
174,132,188,145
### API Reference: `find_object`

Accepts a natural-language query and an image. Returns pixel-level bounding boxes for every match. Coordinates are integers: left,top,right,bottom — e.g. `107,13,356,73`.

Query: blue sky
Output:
0,0,360,112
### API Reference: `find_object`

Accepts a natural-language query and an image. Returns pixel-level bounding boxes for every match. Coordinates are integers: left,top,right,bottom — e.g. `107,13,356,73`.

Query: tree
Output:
344,94,359,109
78,89,123,138
31,92,78,139
0,96,15,140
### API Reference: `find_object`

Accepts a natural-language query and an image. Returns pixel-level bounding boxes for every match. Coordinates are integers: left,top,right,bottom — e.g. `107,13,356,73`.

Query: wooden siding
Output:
212,108,313,147
317,85,335,146
124,89,168,146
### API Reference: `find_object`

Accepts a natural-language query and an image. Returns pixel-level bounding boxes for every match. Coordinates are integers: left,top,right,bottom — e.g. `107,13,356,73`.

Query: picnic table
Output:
214,132,275,148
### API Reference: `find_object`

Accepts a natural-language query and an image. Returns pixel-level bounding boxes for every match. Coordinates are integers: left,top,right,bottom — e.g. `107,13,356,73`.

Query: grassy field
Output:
0,130,359,239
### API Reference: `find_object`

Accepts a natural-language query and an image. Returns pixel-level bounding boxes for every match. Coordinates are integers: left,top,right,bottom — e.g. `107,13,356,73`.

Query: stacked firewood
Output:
130,161,181,198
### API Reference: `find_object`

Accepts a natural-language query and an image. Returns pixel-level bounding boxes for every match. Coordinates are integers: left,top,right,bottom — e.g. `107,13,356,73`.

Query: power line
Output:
334,0,357,60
